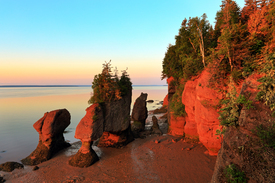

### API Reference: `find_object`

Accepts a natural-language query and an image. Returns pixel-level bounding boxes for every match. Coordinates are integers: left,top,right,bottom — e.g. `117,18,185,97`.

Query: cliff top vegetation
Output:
162,0,275,117
88,61,132,104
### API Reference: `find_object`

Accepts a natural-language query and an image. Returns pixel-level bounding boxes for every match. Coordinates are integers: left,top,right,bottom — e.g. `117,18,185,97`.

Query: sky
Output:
0,0,245,85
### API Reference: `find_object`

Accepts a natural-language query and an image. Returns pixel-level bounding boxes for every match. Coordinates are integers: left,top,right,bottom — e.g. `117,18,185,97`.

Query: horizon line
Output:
0,84,168,87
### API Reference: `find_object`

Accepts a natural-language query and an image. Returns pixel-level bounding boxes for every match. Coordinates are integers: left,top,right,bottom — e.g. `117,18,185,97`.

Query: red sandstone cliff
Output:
168,70,223,155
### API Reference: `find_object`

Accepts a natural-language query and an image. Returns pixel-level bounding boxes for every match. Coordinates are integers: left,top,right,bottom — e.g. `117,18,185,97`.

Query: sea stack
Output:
131,92,148,137
21,109,71,165
69,103,103,167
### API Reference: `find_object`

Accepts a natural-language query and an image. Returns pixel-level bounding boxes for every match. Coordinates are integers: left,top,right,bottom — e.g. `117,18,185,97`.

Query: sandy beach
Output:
1,135,216,183
0,111,216,183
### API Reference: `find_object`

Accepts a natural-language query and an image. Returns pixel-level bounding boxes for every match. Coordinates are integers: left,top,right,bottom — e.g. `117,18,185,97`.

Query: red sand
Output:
2,135,216,183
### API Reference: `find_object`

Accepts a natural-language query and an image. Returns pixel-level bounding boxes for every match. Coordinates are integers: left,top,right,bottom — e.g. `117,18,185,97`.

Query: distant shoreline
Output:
0,85,168,88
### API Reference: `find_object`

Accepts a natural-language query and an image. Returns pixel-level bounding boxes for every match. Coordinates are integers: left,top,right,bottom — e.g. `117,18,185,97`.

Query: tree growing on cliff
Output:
162,14,212,82
215,0,249,72
88,61,132,104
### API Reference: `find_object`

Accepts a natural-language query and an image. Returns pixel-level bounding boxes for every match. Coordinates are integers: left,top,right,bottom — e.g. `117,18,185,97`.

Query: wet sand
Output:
1,134,216,183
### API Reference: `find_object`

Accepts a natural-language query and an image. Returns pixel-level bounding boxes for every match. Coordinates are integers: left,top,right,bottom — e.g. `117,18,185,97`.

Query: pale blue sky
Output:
0,0,245,85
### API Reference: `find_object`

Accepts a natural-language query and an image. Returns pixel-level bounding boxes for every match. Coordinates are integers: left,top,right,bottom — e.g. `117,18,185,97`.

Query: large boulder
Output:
21,109,71,165
69,103,103,167
131,92,148,137
211,74,275,182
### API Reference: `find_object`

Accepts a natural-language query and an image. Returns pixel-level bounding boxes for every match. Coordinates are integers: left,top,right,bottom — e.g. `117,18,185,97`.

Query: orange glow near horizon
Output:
1,58,165,85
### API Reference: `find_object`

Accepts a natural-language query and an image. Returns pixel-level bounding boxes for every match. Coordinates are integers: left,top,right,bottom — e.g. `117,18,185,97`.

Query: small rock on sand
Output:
0,162,24,172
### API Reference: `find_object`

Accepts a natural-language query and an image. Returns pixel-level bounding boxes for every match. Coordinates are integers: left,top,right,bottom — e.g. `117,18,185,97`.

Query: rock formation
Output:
211,74,275,182
166,70,222,155
168,114,186,136
0,176,5,183
69,103,103,167
98,88,133,147
167,77,186,137
69,89,133,167
163,94,169,107
0,162,23,172
150,116,163,136
131,92,148,137
21,109,71,165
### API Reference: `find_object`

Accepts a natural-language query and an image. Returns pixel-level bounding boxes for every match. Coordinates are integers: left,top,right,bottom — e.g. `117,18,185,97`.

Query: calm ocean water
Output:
0,85,167,164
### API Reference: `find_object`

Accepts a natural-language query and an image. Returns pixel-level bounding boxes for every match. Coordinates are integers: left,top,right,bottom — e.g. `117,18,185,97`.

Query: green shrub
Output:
218,78,240,127
256,54,275,116
225,164,247,183
88,61,132,104
170,83,186,117
254,124,275,149
217,78,254,137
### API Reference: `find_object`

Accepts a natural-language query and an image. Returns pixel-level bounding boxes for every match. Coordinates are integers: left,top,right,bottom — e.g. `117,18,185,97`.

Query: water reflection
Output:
0,86,167,164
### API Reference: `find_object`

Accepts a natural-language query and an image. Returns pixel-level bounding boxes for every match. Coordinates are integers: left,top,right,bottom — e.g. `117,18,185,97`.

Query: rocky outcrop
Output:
131,93,148,137
163,94,169,107
182,78,199,138
166,70,222,155
98,89,133,146
0,162,23,172
168,114,186,136
194,70,223,155
150,116,163,136
0,176,5,183
211,74,275,183
102,89,132,133
21,109,71,165
97,127,133,147
69,104,103,167
70,89,133,167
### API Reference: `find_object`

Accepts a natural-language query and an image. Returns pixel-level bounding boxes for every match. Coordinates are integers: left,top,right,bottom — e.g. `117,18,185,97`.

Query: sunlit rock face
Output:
69,103,103,167
70,89,133,167
167,70,222,155
211,74,275,183
21,109,71,165
163,94,169,107
131,92,148,137
193,70,223,156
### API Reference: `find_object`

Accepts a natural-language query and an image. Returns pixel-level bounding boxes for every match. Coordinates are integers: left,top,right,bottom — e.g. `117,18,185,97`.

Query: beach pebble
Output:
33,166,39,171
154,140,159,144
186,148,191,151
172,139,176,143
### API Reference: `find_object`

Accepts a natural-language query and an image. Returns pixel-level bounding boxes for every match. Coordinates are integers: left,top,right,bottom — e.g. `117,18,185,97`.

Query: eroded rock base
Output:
21,138,70,166
69,150,99,168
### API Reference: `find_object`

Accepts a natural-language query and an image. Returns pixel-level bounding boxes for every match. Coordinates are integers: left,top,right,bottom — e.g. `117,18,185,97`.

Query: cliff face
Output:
211,74,275,183
167,70,223,155
167,70,275,181
182,70,223,155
